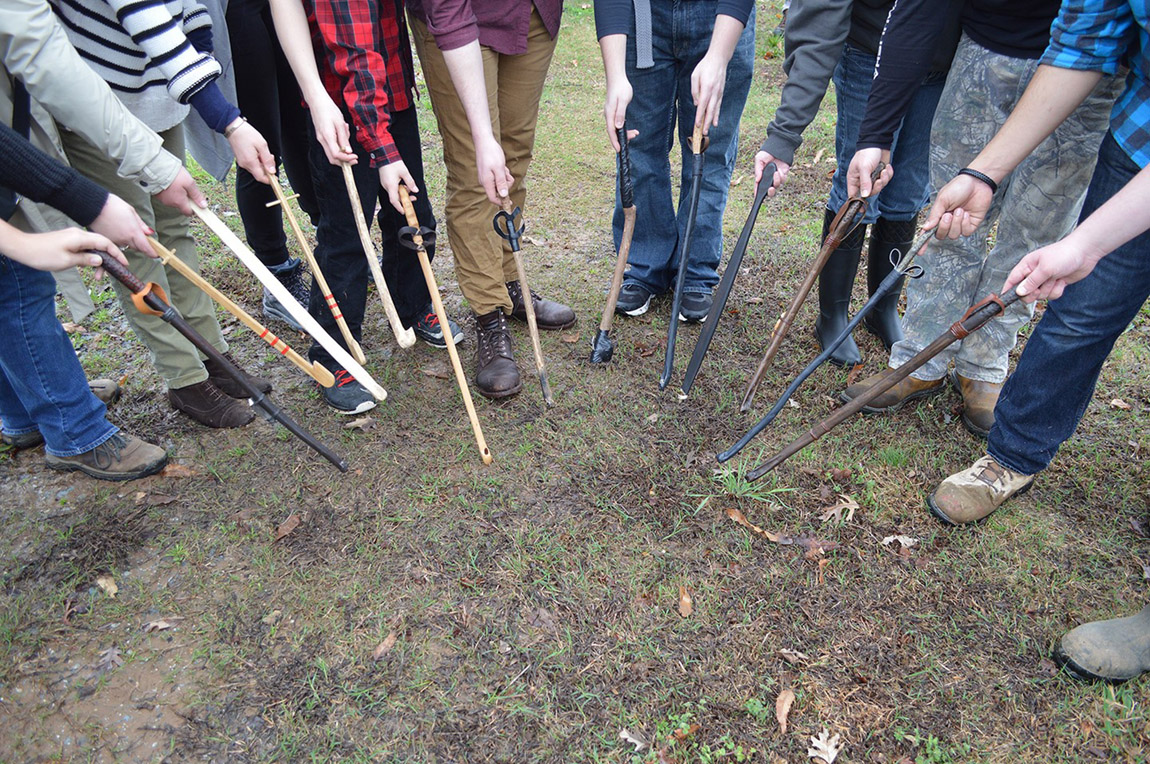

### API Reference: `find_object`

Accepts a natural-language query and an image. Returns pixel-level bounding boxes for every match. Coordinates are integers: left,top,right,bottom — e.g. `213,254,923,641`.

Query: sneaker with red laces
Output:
320,369,376,415
412,305,464,348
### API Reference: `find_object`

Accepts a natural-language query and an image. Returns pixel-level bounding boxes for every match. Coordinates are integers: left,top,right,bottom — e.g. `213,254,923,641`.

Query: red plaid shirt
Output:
305,0,415,167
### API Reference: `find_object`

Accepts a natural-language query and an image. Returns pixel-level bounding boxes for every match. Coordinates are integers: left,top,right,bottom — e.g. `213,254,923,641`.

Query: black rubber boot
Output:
814,207,865,367
863,217,914,350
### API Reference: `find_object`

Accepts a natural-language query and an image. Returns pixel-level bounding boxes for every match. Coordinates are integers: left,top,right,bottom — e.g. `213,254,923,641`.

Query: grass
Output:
1,1,1148,762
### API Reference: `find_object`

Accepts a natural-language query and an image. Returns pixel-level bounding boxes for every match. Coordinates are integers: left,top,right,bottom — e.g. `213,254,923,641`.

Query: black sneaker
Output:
679,291,712,323
263,257,310,332
412,306,464,348
615,282,653,316
321,369,376,415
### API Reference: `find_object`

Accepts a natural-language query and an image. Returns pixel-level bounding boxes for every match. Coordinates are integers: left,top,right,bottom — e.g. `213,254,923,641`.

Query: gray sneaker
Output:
262,257,310,332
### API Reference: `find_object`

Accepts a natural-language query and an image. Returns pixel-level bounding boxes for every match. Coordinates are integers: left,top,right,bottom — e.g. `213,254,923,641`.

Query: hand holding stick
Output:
399,186,493,465
341,162,416,349
268,175,366,364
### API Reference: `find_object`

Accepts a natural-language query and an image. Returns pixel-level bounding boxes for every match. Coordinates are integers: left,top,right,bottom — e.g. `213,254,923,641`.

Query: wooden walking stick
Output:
191,205,387,401
340,162,417,348
589,125,635,364
268,175,366,364
147,237,335,388
493,196,553,406
739,163,885,412
398,187,493,464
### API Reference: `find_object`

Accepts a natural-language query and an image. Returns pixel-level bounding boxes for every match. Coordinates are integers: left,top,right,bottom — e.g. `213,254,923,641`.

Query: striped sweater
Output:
48,0,233,133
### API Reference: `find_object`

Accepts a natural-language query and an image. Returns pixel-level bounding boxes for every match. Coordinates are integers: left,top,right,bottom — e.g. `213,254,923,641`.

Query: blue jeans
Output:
615,0,755,295
827,44,946,222
990,132,1150,476
0,256,116,456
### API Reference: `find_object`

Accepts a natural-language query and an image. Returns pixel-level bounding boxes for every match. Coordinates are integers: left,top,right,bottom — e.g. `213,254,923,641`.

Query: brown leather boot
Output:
45,432,168,481
474,310,522,399
168,379,255,428
203,352,272,399
950,369,1002,438
506,280,576,330
839,368,945,413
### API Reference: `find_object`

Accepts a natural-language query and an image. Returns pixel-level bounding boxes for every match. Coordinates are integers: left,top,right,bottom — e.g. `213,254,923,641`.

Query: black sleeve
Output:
716,0,753,26
856,0,963,150
594,0,632,38
0,123,109,226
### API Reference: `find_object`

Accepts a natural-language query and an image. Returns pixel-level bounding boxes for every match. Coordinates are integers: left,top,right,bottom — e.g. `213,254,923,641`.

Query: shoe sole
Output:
513,314,577,331
678,312,707,324
926,478,1033,526
263,302,306,333
46,454,168,482
839,379,946,415
417,329,466,348
1051,644,1136,684
476,380,523,400
325,398,377,416
616,297,651,317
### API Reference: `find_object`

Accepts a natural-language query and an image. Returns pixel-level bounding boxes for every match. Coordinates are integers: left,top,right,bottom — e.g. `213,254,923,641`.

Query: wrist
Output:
224,116,249,139
958,167,999,194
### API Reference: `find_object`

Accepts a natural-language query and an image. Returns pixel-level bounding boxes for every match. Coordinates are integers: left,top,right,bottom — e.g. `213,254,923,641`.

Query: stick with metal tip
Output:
493,197,553,406
147,237,335,388
340,162,416,349
398,187,493,464
95,250,349,472
268,175,366,364
661,122,708,391
589,125,635,364
191,205,387,401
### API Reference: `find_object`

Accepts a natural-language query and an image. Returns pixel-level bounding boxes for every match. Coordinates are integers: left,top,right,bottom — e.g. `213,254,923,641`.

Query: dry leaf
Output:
808,728,842,764
1110,398,1132,411
812,149,825,165
143,617,184,633
372,631,398,660
420,362,452,380
882,535,918,549
343,416,375,430
776,689,796,734
135,492,177,506
818,494,858,524
646,413,660,424
845,363,863,387
829,467,853,484
274,513,301,542
724,507,781,542
560,333,579,344
96,646,123,671
61,322,87,334
95,575,118,598
678,586,693,618
779,648,811,665
672,723,701,742
522,235,545,246
619,728,648,752
161,463,199,478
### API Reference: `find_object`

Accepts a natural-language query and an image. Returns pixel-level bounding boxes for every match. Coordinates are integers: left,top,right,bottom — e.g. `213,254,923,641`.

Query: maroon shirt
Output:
406,0,561,54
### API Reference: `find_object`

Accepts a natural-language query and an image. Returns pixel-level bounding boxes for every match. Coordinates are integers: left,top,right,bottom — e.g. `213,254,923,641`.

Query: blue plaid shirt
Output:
1042,0,1150,167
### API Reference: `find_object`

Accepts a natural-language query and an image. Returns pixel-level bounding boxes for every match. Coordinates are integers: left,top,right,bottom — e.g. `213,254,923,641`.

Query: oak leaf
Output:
95,575,118,598
807,728,842,764
143,617,184,633
818,494,858,524
776,689,796,734
619,728,647,752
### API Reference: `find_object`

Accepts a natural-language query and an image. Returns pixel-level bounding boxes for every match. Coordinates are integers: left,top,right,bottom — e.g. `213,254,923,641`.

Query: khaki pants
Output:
409,11,556,316
62,126,224,389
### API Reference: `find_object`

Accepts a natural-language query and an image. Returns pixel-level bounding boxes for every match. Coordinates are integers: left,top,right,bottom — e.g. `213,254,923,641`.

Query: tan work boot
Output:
927,455,1033,524
1054,605,1150,683
839,368,945,413
88,378,121,405
950,370,1002,438
45,432,168,481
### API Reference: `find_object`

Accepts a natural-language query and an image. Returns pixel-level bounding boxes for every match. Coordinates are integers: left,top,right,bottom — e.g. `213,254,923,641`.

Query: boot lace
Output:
477,314,512,366
278,261,311,304
90,433,128,470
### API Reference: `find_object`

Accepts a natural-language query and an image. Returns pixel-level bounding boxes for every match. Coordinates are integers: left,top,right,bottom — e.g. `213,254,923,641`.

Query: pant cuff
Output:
44,424,120,459
167,369,210,391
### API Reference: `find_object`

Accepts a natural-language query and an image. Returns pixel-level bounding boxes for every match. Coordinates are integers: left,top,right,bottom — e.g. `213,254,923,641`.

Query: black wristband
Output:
958,167,998,194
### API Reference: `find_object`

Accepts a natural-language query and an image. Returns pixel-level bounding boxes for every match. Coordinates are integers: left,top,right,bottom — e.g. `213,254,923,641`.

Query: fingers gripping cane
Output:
341,162,417,349
398,186,493,465
267,175,366,364
95,251,349,472
494,197,554,406
589,125,635,364
146,237,335,388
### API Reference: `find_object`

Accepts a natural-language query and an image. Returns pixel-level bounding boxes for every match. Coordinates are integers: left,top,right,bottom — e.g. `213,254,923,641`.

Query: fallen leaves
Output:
274,513,301,542
882,535,918,550
1109,398,1132,411
560,333,579,344
818,494,858,524
724,507,781,542
776,689,796,734
143,616,184,633
134,491,177,506
372,631,398,660
619,728,647,752
95,575,118,598
343,416,375,430
678,586,693,618
420,362,452,379
808,728,843,764
160,463,199,479
779,648,811,666
96,646,123,672
672,723,700,742
725,508,839,559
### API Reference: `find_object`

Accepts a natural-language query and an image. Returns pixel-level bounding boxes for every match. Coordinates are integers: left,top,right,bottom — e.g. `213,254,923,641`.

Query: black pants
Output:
226,0,318,267
306,105,435,370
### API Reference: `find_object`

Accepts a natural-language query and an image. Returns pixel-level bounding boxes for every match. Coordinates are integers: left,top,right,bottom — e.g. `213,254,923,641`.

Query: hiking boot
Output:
814,208,866,367
262,256,310,332
474,309,521,399
2,429,44,448
926,455,1034,525
839,368,945,413
507,280,576,330
320,369,376,415
169,380,255,428
45,432,168,481
1055,605,1150,683
950,369,1002,438
615,282,653,317
413,305,464,348
679,291,712,323
862,217,912,350
203,352,272,399
89,378,122,405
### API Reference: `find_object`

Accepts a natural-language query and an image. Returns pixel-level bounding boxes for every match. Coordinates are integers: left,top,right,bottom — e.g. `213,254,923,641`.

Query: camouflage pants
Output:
891,34,1124,383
